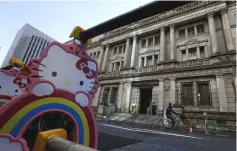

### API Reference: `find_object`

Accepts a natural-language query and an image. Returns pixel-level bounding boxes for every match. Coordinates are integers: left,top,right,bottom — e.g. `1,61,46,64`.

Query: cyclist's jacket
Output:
166,106,174,116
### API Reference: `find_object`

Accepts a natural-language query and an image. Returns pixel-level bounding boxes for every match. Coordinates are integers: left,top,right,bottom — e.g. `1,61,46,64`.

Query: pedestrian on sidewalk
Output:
151,102,157,115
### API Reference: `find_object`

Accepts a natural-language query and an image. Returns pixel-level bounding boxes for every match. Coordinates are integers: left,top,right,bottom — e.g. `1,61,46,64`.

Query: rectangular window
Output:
113,47,117,54
110,87,118,104
196,24,205,34
120,61,124,69
199,46,205,59
181,82,194,105
189,48,197,60
141,39,146,48
94,52,96,58
115,62,120,70
119,46,123,53
197,81,212,106
147,56,153,66
179,29,186,38
111,63,114,71
148,37,153,46
181,50,187,61
141,57,145,67
155,55,159,64
97,51,100,58
154,36,160,45
123,45,126,53
187,26,195,36
102,87,110,105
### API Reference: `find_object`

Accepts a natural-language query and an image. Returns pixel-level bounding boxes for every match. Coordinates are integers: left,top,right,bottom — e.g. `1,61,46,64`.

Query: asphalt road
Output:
97,121,236,151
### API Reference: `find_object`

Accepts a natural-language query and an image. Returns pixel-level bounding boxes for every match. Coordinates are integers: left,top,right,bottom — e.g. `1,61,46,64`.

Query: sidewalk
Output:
97,118,236,139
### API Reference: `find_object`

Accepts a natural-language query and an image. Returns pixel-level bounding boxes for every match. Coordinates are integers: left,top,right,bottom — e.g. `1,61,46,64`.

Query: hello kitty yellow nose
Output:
5,90,10,94
65,80,71,86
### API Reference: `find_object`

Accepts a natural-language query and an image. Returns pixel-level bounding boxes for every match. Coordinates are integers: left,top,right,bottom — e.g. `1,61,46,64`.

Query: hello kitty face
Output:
0,72,24,97
35,45,97,94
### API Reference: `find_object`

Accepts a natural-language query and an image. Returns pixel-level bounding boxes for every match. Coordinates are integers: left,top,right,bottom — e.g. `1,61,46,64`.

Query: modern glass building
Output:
1,23,54,67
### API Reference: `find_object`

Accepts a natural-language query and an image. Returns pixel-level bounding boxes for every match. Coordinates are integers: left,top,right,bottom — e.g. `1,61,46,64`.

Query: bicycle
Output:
157,113,184,130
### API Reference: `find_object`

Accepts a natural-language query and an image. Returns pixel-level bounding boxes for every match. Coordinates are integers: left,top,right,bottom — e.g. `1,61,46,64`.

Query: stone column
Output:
108,87,112,104
207,12,219,54
152,55,155,65
204,46,208,58
101,44,110,72
158,78,164,114
186,48,189,60
160,26,165,62
197,47,201,58
119,61,122,70
113,63,116,71
216,74,228,112
109,63,113,72
169,24,175,61
138,56,142,67
98,45,104,71
170,77,176,105
123,37,131,67
117,82,124,112
220,8,235,51
125,81,132,112
144,56,148,67
92,87,101,107
130,35,137,67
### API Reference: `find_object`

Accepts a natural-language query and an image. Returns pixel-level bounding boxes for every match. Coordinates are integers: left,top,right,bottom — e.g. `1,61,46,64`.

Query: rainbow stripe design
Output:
0,99,7,106
0,96,96,147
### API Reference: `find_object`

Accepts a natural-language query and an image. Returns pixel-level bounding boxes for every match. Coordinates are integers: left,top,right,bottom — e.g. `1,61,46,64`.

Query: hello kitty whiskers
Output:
31,68,43,72
30,75,44,78
32,60,46,67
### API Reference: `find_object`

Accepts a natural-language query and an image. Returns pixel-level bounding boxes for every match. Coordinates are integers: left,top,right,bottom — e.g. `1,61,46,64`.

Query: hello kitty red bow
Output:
13,77,27,89
76,59,96,79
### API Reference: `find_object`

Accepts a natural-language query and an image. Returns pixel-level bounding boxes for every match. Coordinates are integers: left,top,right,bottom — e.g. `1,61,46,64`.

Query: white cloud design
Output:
0,135,29,151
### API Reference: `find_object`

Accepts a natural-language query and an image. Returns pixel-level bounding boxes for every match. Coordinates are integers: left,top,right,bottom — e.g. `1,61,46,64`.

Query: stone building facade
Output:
79,1,236,115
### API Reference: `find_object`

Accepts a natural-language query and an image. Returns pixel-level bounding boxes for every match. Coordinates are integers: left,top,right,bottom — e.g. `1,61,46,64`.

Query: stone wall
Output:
224,73,236,112
215,15,227,53
131,87,140,112
176,76,219,112
163,79,170,108
120,83,128,112
228,3,236,47
152,86,159,107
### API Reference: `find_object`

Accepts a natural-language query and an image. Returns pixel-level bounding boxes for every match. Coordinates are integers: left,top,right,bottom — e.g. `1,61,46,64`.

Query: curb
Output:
97,118,236,139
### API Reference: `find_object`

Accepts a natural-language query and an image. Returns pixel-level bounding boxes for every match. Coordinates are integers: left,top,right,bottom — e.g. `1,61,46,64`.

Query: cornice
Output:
102,1,220,39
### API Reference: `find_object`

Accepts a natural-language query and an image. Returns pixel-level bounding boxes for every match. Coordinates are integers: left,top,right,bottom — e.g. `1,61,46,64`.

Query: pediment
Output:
177,39,208,48
184,39,200,45
140,49,159,55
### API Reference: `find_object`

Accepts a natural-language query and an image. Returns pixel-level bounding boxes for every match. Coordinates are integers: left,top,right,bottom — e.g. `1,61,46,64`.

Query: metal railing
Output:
47,137,98,151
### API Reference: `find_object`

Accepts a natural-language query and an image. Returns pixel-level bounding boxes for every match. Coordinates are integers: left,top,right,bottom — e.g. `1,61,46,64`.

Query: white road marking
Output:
100,123,209,140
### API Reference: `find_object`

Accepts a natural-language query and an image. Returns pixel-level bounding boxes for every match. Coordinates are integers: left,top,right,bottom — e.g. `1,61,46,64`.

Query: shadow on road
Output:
98,132,141,151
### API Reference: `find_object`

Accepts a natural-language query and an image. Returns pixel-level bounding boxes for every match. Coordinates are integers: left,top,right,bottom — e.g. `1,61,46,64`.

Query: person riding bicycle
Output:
166,103,178,126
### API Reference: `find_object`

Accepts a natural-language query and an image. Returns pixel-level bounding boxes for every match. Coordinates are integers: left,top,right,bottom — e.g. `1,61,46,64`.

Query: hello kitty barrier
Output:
0,59,30,106
0,27,99,151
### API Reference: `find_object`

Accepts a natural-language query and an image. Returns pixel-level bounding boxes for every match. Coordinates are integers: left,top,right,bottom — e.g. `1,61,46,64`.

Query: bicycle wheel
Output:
158,118,171,130
176,120,184,129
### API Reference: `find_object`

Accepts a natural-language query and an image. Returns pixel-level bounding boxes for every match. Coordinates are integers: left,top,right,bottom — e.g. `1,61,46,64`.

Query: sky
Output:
0,0,153,65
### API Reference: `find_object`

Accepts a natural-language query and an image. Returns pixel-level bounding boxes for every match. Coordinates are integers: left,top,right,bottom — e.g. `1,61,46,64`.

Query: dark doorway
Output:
181,82,194,105
197,81,211,106
139,88,152,114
